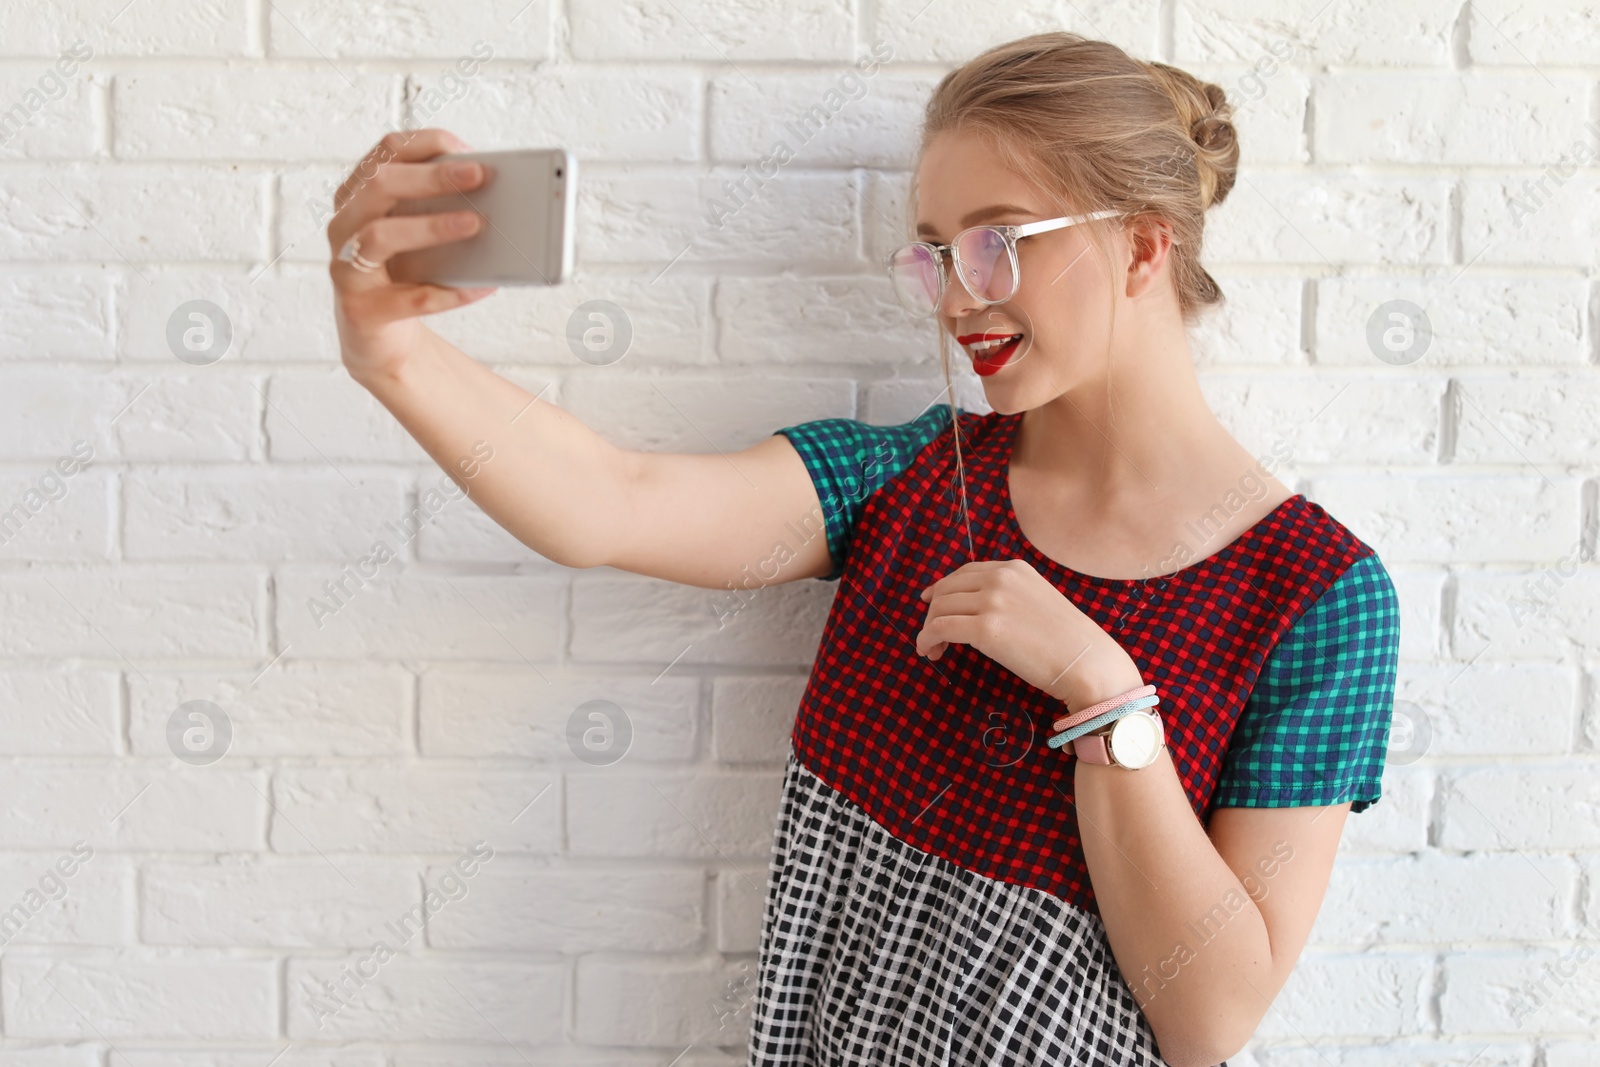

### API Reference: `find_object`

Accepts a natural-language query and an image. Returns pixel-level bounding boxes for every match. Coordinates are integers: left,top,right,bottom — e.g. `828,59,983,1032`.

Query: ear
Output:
1123,215,1175,299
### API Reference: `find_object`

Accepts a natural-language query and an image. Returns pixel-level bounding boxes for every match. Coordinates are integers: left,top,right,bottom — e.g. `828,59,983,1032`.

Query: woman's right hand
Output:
326,127,498,384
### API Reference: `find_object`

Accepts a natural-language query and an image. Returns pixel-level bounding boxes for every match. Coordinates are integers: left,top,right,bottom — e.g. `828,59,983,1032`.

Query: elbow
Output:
1146,963,1269,1067
549,540,607,571
1156,1042,1243,1067
1152,1021,1252,1067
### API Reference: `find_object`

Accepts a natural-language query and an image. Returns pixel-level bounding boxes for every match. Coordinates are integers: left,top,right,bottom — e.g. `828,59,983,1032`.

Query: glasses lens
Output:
954,227,1016,303
888,244,941,315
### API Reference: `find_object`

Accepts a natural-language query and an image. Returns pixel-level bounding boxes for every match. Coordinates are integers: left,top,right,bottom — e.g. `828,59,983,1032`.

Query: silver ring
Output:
337,234,383,273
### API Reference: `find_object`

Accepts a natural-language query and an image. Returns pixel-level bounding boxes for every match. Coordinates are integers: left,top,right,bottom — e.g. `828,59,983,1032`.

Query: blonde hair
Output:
909,32,1239,560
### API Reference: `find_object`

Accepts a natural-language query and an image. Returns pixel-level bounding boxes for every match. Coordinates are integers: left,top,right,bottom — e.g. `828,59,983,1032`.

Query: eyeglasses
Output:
885,210,1123,318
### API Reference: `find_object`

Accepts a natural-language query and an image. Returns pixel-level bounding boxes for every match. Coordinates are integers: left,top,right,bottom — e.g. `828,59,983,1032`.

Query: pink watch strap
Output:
1072,732,1112,764
1052,683,1156,733
1072,710,1166,767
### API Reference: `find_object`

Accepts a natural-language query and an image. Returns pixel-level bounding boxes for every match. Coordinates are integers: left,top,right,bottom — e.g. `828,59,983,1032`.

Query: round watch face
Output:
1109,711,1163,769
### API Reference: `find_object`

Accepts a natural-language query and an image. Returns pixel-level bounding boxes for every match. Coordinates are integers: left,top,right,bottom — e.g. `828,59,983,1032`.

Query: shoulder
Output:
772,402,1007,477
773,401,957,456
1255,494,1402,706
1277,496,1400,634
1238,493,1399,636
1214,549,1400,814
1210,497,1401,814
771,403,979,581
1274,550,1401,708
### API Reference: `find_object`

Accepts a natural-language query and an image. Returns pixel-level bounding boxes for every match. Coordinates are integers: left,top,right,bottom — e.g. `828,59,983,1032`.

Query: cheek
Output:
1006,294,1064,355
1030,270,1113,343
1034,238,1111,304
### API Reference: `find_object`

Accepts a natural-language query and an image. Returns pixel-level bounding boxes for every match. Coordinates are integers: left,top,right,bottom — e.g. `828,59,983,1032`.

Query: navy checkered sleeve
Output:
772,403,960,582
1210,553,1402,814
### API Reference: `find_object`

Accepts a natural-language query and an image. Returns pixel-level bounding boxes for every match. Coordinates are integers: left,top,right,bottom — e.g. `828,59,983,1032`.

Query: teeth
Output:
971,335,1020,356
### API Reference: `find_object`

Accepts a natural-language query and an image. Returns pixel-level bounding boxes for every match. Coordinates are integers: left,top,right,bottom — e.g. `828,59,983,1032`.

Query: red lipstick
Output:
957,332,1024,377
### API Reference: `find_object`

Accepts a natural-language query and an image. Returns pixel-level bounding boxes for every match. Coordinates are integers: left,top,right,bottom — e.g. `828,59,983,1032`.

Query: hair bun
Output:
1188,86,1237,208
1191,110,1232,153
1144,61,1238,208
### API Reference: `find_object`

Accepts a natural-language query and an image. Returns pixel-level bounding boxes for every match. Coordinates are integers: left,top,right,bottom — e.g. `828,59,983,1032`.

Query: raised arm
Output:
352,341,834,586
326,128,834,589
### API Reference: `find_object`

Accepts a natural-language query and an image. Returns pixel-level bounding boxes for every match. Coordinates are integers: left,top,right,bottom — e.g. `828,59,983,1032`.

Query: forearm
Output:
351,330,631,569
1064,671,1272,1065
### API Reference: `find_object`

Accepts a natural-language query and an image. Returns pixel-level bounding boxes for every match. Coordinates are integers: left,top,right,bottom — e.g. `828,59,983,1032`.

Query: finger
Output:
920,609,1000,655
916,630,949,658
921,591,988,617
338,281,498,332
333,157,488,246
330,210,486,294
920,564,1002,600
334,127,468,216
916,614,964,657
340,209,482,267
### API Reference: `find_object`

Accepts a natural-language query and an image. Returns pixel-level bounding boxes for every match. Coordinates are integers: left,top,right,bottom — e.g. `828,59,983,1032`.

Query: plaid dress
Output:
748,403,1401,1067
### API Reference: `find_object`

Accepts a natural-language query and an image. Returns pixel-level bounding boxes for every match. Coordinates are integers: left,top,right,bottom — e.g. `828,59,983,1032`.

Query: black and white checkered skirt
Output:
747,756,1212,1066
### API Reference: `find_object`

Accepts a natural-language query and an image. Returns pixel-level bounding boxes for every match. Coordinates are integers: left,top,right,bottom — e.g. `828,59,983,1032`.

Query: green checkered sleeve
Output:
772,403,959,582
1211,553,1401,814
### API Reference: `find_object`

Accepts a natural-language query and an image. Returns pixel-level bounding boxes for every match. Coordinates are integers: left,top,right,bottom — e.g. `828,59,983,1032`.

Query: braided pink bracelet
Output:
1051,683,1156,734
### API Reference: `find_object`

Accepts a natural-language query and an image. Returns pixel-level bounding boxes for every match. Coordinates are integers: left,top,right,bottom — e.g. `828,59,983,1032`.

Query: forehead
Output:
914,127,1044,236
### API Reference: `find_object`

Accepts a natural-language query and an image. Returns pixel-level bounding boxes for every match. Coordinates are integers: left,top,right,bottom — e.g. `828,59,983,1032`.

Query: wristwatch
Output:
1072,708,1165,769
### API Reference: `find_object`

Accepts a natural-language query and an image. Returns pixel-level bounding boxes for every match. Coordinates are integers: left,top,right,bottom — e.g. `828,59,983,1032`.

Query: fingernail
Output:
448,162,481,181
455,213,480,232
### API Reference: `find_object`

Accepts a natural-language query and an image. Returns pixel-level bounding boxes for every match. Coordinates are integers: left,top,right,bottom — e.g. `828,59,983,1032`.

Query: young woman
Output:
325,31,1399,1067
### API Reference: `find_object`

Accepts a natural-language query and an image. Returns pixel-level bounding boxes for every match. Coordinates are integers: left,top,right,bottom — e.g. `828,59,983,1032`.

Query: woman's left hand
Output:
916,559,1137,706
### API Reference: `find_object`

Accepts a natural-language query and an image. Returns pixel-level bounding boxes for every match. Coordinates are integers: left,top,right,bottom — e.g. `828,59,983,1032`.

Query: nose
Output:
938,260,984,319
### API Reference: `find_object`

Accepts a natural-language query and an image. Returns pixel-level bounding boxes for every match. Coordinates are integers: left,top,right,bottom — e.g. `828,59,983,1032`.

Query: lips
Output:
957,331,1024,376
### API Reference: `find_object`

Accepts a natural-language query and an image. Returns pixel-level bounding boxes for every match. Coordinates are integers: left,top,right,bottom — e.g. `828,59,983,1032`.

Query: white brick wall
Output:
0,1,1596,1063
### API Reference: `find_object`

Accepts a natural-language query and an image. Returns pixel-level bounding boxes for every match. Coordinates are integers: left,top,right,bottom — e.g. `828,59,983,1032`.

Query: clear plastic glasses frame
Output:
885,209,1123,318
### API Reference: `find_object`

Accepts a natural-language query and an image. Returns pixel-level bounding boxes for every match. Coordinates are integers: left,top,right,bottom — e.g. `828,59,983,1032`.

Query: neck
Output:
1017,331,1234,507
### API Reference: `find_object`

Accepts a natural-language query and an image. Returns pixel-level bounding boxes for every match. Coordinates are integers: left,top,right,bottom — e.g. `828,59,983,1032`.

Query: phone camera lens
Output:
555,167,563,177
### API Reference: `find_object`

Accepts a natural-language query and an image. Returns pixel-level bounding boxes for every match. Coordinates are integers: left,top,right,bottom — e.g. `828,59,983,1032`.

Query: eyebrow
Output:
916,203,1036,239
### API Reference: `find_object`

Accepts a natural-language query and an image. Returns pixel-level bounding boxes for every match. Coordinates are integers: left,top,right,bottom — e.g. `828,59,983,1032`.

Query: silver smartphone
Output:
386,147,576,287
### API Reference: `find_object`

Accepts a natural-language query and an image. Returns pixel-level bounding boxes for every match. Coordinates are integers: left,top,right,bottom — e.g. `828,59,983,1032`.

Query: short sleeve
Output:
1210,553,1401,814
772,403,959,581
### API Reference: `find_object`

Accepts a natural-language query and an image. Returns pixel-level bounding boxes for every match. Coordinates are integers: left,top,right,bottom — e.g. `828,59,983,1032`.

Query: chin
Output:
974,381,1027,416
